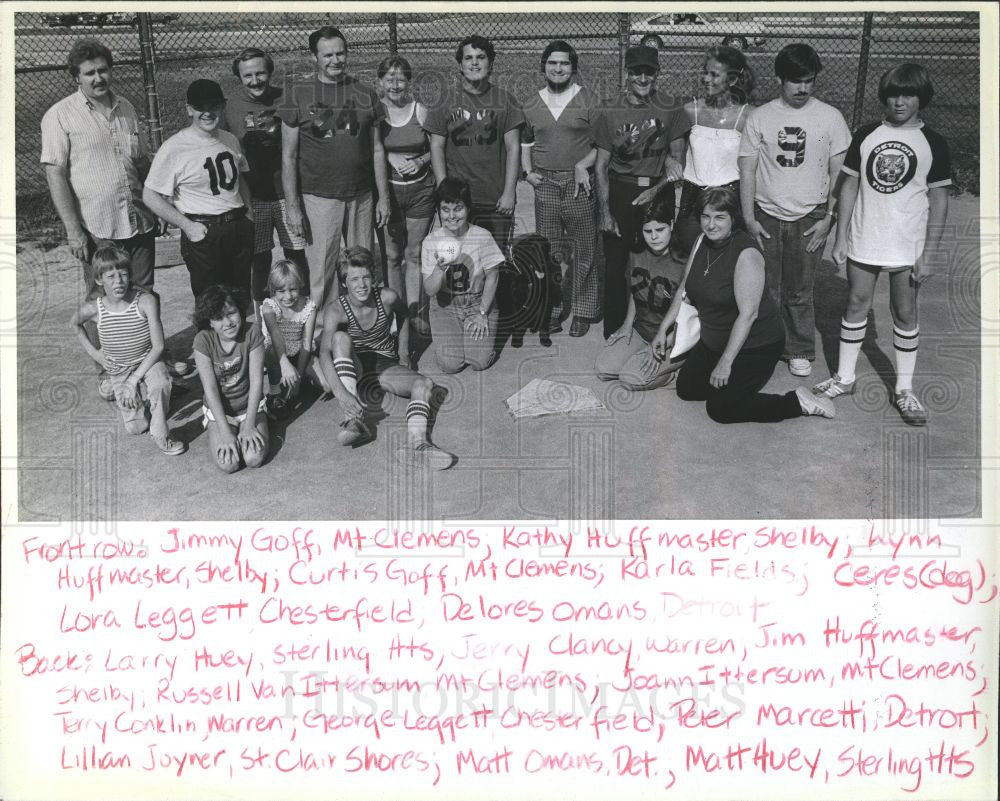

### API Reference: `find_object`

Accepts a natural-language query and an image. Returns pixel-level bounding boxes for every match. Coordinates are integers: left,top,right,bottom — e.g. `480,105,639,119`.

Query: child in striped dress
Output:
70,245,185,455
260,260,330,414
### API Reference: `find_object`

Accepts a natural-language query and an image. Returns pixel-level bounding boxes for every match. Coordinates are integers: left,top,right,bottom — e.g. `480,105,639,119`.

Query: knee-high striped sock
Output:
837,318,867,383
893,325,919,393
406,399,430,441
334,358,358,395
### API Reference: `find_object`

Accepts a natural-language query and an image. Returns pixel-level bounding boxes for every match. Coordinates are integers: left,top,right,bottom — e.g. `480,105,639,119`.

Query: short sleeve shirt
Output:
739,97,851,220
276,76,381,199
145,128,248,215
423,83,525,206
40,90,154,239
421,224,505,297
521,85,601,171
193,323,265,416
842,121,951,267
595,93,690,177
222,87,284,201
629,249,684,342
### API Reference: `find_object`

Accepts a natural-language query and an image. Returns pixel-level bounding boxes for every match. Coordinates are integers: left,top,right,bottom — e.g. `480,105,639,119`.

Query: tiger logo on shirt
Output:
866,141,917,194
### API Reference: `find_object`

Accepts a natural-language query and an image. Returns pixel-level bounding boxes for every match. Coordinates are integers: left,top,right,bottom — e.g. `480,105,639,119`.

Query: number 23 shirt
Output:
145,128,248,215
739,97,850,221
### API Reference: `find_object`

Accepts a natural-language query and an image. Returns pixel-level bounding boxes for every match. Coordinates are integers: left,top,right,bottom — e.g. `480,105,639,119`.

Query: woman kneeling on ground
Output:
649,186,835,423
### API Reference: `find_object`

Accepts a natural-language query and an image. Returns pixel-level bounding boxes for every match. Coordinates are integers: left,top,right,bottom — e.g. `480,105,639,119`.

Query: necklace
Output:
703,238,732,276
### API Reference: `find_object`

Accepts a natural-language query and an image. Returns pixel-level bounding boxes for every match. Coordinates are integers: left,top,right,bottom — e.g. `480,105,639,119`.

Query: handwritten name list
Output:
4,522,997,800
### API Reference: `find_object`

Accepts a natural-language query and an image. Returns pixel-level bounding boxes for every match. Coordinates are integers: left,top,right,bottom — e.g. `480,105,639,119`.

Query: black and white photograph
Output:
6,6,990,522
1,6,997,801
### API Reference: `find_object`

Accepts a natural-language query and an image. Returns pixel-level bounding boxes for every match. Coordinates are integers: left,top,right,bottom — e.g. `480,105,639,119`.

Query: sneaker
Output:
151,434,186,455
170,360,194,378
795,387,835,419
267,395,290,420
813,373,856,399
337,417,373,446
97,374,115,401
789,358,812,377
396,441,456,471
895,390,928,426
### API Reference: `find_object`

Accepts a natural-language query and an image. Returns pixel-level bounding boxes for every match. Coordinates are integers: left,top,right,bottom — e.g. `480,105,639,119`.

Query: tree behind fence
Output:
14,10,980,246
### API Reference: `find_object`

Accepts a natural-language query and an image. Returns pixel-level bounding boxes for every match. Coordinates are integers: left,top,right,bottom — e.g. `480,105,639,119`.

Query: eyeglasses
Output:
627,67,657,78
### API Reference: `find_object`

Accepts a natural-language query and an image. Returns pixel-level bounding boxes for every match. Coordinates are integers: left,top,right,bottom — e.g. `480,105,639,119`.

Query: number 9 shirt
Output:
145,128,249,215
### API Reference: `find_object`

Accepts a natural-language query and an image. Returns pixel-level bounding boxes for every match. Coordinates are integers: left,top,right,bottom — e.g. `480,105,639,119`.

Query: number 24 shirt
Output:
842,121,951,267
145,128,248,215
739,97,850,221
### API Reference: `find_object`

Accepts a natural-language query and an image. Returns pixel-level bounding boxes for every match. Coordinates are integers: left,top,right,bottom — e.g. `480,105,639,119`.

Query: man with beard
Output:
520,40,602,338
222,47,307,315
595,45,689,339
738,43,850,378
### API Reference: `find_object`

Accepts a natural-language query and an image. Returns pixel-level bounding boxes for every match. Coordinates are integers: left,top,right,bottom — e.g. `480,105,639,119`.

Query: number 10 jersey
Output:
145,127,249,216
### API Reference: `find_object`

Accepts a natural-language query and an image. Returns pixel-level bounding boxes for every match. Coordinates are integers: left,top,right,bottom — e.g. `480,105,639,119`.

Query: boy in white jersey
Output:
814,63,951,426
70,245,185,455
143,79,254,300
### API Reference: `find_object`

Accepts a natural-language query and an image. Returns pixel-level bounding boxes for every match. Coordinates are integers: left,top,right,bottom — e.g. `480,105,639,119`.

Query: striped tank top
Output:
97,294,152,373
339,291,397,358
380,101,430,185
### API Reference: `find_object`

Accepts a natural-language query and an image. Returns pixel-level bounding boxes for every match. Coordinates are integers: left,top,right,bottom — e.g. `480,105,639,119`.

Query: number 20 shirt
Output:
739,96,850,221
145,128,248,215
841,121,951,267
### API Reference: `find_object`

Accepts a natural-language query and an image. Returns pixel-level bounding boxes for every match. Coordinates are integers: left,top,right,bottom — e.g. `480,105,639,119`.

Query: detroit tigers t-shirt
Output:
276,76,382,199
222,87,284,201
421,224,505,297
595,93,689,178
423,84,524,207
145,128,248,215
739,97,851,220
842,121,951,267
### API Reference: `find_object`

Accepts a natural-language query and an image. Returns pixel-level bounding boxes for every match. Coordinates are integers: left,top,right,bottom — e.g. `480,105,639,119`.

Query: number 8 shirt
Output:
739,96,850,221
145,128,248,215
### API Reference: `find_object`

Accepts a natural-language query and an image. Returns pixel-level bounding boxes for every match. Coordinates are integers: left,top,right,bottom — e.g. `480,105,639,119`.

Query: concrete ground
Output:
14,186,983,522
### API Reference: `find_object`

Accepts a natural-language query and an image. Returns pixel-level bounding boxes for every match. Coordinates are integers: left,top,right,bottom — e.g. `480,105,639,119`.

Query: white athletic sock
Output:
334,358,358,395
406,399,430,442
893,325,919,393
837,318,867,383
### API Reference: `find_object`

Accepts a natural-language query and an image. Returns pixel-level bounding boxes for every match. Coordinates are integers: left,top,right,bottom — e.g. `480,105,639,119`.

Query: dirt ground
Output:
13,187,983,523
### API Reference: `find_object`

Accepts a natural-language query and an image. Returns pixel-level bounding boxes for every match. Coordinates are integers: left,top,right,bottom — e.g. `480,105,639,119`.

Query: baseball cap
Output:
625,45,659,72
186,79,226,109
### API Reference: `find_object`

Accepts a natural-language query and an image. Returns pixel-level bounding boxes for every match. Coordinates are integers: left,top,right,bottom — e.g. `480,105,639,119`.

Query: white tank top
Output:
683,101,748,187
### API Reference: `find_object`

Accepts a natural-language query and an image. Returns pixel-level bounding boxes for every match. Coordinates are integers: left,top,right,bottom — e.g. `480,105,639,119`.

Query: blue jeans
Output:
754,204,826,362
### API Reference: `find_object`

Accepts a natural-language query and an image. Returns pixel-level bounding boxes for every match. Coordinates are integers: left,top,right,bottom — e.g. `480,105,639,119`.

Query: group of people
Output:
43,28,950,473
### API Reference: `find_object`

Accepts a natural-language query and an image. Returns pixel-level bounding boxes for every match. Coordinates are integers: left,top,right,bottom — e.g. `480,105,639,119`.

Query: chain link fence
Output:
14,10,980,248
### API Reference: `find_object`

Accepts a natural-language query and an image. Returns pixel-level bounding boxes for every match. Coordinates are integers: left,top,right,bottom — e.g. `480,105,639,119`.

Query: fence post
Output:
387,13,398,55
617,12,630,92
850,12,875,130
136,13,162,150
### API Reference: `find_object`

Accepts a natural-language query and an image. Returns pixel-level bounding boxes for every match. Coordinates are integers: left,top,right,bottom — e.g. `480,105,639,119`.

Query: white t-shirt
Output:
739,97,851,221
842,121,951,267
421,224,505,296
145,128,248,215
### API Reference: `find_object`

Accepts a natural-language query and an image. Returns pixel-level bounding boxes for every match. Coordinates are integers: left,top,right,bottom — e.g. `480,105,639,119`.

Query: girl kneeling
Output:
596,192,684,390
193,286,270,472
